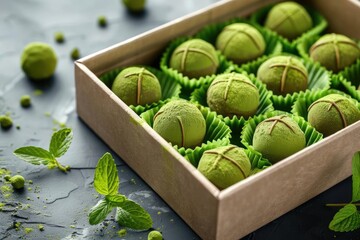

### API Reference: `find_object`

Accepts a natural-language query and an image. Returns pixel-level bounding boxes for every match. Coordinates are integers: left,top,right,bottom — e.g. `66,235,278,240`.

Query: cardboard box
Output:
74,0,360,239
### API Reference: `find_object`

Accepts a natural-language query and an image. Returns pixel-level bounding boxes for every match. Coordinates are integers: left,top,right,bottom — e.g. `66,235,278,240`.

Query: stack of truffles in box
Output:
100,1,360,190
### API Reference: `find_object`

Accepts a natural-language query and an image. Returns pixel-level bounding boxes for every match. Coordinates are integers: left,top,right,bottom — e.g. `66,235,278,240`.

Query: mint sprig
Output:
13,128,72,172
88,152,152,230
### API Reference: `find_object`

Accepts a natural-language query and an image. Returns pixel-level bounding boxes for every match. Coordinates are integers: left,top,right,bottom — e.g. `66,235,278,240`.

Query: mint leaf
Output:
94,153,119,196
329,204,360,232
88,199,113,225
106,194,126,207
14,146,54,165
115,199,152,230
352,152,360,202
49,128,73,158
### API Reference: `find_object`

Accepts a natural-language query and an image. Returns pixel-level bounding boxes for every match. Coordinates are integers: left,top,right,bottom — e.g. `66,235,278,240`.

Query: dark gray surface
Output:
0,0,360,240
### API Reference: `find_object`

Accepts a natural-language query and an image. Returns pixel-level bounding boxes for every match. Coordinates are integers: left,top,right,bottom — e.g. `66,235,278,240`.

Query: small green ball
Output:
0,115,13,129
20,95,31,108
148,230,163,240
197,145,251,190
207,73,260,118
98,16,107,27
10,175,25,189
122,0,146,12
71,48,80,60
4,175,11,181
170,39,219,79
54,32,65,43
308,94,360,137
21,42,57,80
112,67,161,106
265,1,312,40
257,55,308,96
310,33,360,73
253,115,306,163
216,23,266,64
153,100,206,149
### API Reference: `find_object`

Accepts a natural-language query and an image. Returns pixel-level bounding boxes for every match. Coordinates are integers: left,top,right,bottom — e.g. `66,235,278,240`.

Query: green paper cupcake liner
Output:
190,71,274,146
160,37,230,99
99,66,182,115
245,149,272,171
194,17,282,69
140,102,231,167
250,4,327,54
241,111,323,159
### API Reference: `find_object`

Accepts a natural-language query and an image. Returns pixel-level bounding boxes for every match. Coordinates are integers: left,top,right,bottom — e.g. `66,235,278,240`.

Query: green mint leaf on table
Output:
106,194,126,207
115,199,153,230
329,204,360,232
49,128,73,158
13,146,54,165
89,199,113,225
94,152,119,196
352,152,360,202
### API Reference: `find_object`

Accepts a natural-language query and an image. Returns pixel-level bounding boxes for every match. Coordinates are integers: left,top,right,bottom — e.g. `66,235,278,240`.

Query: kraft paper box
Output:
74,0,360,239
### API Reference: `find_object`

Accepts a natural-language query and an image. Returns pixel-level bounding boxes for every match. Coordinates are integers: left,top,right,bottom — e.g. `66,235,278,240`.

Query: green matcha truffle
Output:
98,16,107,27
20,95,31,108
307,94,360,137
170,39,219,79
264,1,313,40
309,33,360,73
71,48,80,60
148,230,163,240
21,42,57,80
206,72,260,118
153,100,206,148
216,23,266,65
257,55,308,95
122,0,146,12
10,175,25,189
112,67,161,106
197,145,251,190
54,32,65,43
253,115,306,163
0,115,13,129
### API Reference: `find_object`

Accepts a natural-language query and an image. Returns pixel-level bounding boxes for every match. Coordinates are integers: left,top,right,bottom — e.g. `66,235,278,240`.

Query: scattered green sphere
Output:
206,72,260,118
265,1,313,40
10,175,25,189
253,115,306,163
309,33,360,73
21,42,57,80
98,16,107,27
122,0,146,12
54,32,65,43
216,23,266,65
71,48,80,60
112,67,161,106
0,115,13,129
197,145,251,190
307,94,360,137
257,55,308,96
20,95,31,108
170,39,219,79
148,230,163,240
153,100,206,148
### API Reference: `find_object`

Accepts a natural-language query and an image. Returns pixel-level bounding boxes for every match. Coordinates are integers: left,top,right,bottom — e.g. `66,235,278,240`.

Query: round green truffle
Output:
148,230,163,240
21,42,57,80
265,1,312,40
122,0,146,12
153,100,206,149
10,175,25,189
216,23,266,65
20,95,31,108
309,33,360,73
170,39,219,79
206,72,260,118
197,145,251,190
307,94,360,137
257,55,308,96
253,115,306,163
112,67,161,106
0,115,13,129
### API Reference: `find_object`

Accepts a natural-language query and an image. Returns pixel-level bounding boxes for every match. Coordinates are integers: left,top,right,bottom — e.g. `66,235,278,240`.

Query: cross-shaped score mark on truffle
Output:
260,115,296,135
269,57,307,93
309,33,360,72
124,68,156,105
308,98,348,128
221,25,263,52
204,145,247,179
267,6,309,33
173,43,218,74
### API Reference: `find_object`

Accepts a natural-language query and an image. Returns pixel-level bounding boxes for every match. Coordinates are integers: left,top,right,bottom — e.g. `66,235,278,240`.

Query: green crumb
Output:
14,222,21,231
70,225,75,229
44,112,51,117
98,16,107,27
10,175,25,189
1,185,13,197
54,32,65,43
27,187,32,191
148,230,163,240
25,227,33,234
157,211,161,215
70,48,80,60
0,115,13,129
33,89,43,96
118,228,127,237
0,202,4,211
130,178,136,184
0,168,11,176
20,95,31,108
27,197,31,200
38,224,44,231
28,180,33,184
16,125,21,130
4,175,11,181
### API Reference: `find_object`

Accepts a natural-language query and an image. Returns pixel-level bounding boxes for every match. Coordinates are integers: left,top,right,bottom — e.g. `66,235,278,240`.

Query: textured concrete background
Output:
0,0,359,239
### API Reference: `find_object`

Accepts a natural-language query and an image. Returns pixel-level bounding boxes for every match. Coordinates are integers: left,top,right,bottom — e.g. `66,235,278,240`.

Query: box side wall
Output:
74,62,220,240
